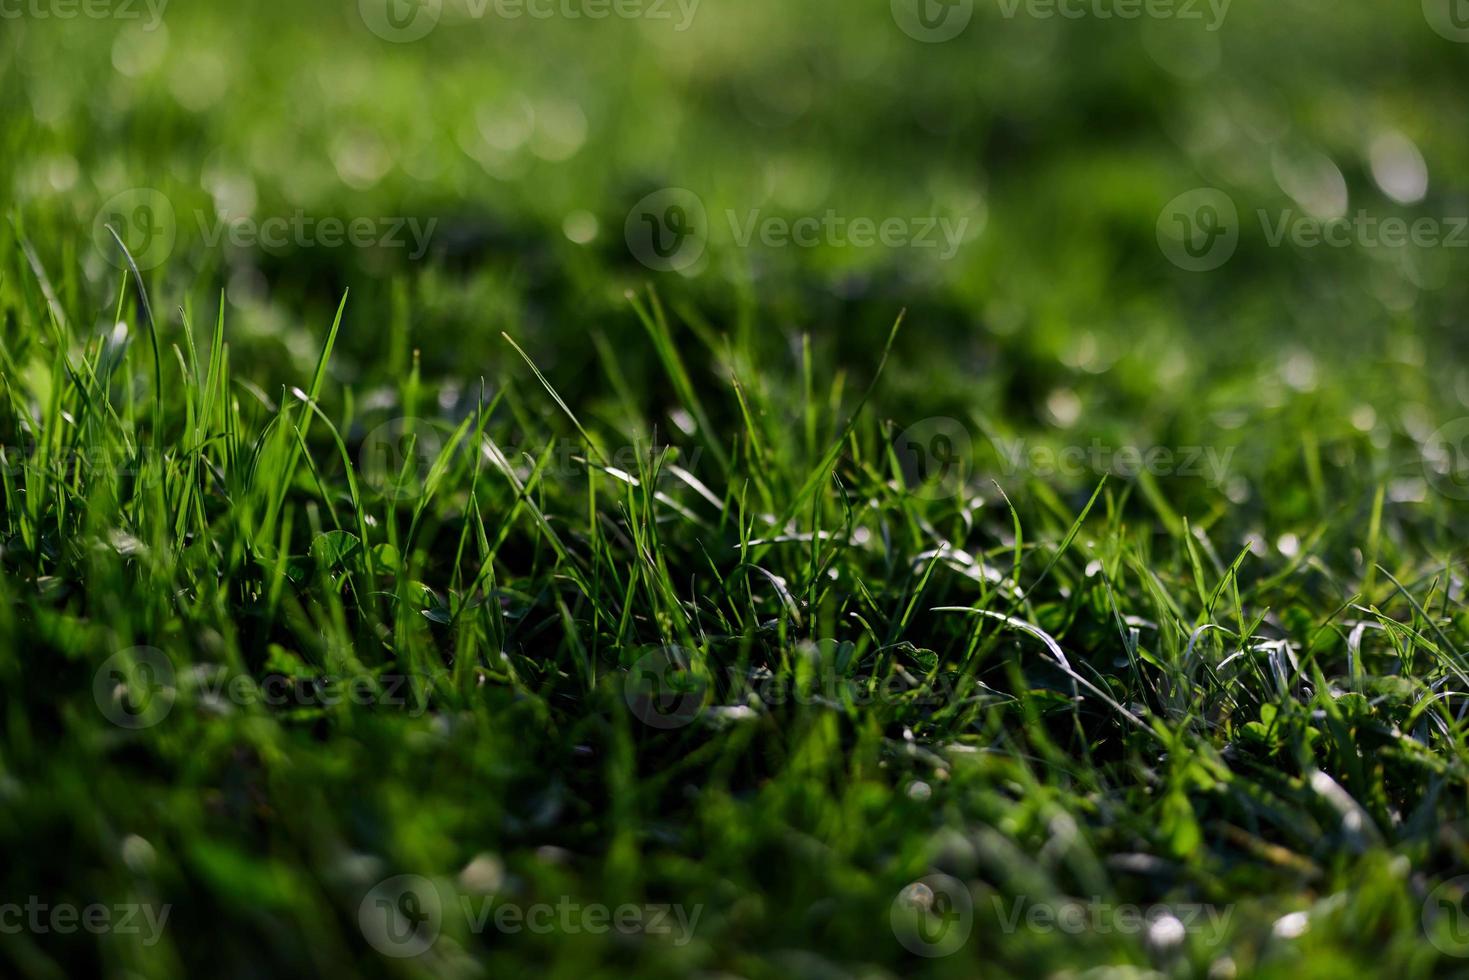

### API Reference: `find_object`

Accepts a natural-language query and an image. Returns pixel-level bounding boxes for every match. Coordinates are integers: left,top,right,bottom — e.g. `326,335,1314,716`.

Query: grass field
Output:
5,1,1469,977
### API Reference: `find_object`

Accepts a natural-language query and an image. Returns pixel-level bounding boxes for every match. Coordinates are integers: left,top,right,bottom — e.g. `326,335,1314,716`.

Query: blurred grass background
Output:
7,0,1469,529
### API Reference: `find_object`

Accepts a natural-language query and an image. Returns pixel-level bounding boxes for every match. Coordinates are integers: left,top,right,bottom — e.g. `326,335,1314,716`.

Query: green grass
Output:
5,2,1469,977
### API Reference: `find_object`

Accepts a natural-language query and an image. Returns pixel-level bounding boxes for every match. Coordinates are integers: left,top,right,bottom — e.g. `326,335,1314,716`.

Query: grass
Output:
5,2,1469,978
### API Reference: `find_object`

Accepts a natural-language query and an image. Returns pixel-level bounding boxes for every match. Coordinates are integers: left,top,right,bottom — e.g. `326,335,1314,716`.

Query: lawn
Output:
3,1,1469,977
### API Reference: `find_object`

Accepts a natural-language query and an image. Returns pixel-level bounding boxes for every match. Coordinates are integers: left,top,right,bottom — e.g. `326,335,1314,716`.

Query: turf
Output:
4,2,1469,978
